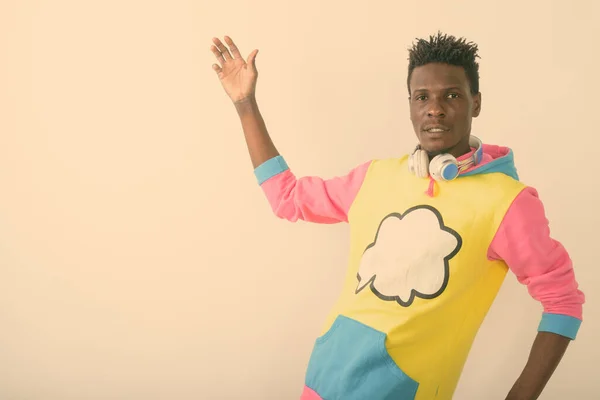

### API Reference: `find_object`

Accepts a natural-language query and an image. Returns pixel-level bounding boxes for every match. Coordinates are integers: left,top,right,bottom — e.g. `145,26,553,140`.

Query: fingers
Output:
224,36,243,60
210,44,225,66
246,49,259,68
212,37,233,61
210,36,255,74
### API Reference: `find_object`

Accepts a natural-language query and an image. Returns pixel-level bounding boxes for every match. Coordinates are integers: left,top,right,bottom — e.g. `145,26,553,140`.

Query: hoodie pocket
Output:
305,315,419,400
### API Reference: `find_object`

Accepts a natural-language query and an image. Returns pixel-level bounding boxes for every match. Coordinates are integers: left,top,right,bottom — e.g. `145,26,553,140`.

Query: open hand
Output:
210,36,259,103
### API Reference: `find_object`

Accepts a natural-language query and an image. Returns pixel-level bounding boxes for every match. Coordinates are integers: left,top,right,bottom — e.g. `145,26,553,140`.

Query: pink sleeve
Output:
254,156,371,224
487,187,585,339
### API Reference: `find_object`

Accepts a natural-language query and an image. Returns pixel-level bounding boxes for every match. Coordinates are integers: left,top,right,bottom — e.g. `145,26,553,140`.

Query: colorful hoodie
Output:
253,143,585,400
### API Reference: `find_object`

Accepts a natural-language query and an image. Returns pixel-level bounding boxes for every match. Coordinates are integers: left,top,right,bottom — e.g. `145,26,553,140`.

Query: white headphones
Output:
408,135,483,181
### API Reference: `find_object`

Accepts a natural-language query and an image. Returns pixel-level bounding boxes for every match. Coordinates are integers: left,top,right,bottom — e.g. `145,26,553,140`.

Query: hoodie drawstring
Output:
425,176,436,197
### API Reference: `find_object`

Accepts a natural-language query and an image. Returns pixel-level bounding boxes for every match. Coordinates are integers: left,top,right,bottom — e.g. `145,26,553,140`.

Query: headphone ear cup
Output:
409,149,430,178
429,154,459,181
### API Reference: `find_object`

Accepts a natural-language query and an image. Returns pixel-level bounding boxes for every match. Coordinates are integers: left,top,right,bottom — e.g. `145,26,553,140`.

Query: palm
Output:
218,59,255,102
210,36,259,103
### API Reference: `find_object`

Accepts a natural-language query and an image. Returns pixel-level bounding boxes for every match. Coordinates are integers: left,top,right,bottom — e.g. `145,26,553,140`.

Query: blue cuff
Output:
538,313,582,340
254,155,289,185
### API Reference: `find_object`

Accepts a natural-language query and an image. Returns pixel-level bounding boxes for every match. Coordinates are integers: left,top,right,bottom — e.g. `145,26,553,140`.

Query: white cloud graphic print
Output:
356,205,462,307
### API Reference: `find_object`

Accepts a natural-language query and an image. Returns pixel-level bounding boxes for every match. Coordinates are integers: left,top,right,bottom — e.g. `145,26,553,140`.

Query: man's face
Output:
408,63,481,156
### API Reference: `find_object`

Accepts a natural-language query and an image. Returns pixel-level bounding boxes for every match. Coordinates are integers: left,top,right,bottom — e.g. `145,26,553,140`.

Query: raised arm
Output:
210,36,370,223
210,36,277,168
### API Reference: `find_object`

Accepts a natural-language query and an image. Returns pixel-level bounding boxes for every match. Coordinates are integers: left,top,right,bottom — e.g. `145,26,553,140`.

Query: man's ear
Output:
473,92,482,117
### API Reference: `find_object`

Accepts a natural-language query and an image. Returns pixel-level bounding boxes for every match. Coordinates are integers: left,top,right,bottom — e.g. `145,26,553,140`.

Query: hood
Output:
459,144,519,180
422,142,519,198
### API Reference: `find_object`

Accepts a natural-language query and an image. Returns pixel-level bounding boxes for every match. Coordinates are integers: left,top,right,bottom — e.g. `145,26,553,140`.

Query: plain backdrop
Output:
1,0,598,399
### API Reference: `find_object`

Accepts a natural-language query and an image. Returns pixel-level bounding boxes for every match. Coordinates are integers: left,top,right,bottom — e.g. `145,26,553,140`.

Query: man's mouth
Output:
423,125,450,133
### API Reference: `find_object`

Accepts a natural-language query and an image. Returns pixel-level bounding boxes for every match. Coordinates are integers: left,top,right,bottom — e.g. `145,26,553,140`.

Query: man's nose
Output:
427,100,445,117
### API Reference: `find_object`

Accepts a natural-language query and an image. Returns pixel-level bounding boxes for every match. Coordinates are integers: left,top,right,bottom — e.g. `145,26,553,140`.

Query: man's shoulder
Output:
366,155,411,169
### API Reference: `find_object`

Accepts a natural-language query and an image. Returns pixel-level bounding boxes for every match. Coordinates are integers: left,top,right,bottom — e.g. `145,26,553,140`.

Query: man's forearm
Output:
505,331,570,400
234,95,280,169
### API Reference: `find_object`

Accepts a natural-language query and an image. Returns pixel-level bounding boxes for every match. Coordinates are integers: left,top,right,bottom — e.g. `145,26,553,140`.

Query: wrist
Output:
234,95,258,115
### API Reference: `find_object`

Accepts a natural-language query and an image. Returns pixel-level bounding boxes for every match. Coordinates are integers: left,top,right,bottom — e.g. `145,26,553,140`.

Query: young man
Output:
210,32,584,400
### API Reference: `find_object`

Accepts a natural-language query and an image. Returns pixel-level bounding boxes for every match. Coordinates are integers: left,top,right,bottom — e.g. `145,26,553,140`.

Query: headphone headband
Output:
458,135,483,172
408,135,483,181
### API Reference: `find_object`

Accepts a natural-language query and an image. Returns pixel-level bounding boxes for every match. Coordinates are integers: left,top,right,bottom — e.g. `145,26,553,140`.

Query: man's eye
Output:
416,95,427,101
447,93,459,99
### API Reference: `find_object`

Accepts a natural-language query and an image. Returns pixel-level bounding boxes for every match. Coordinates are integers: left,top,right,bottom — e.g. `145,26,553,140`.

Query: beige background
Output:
1,0,598,399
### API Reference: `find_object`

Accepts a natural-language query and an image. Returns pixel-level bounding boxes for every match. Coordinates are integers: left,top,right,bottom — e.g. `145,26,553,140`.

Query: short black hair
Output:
407,31,480,94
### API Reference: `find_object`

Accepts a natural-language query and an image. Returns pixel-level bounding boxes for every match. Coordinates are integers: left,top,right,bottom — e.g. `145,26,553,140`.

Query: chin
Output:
419,137,449,153
418,132,459,154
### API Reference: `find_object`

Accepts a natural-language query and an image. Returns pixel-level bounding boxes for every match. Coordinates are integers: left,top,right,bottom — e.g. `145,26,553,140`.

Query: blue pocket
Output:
305,315,419,400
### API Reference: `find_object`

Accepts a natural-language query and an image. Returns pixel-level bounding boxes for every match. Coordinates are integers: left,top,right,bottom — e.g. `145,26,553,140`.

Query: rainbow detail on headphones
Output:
408,136,483,181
